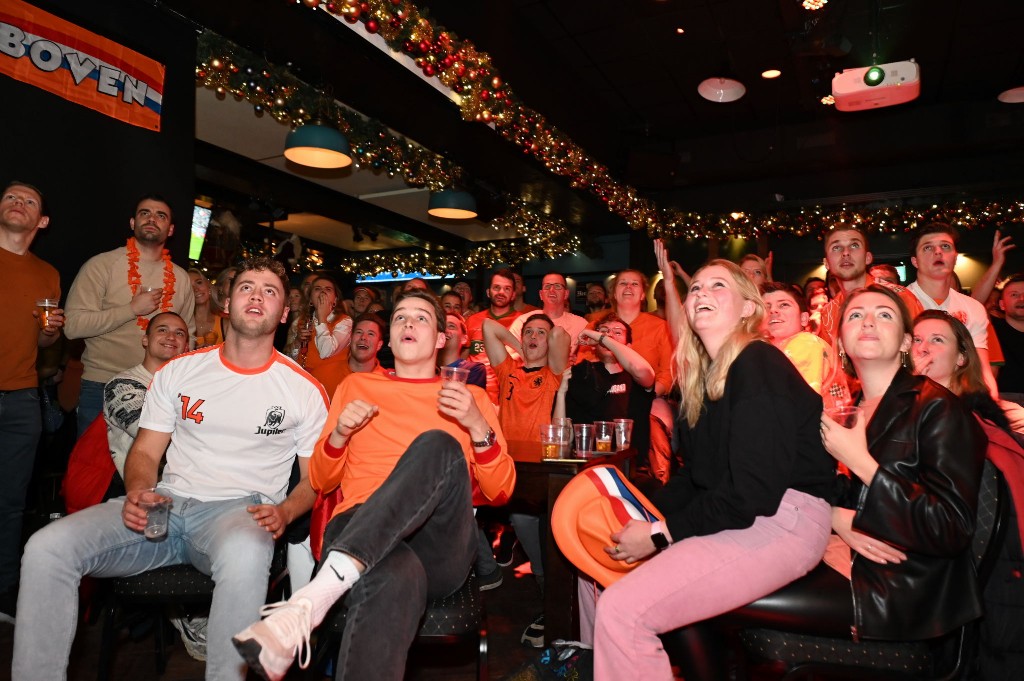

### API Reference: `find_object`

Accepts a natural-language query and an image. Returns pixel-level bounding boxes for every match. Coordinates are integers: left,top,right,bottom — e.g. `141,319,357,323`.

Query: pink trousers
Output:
593,488,831,681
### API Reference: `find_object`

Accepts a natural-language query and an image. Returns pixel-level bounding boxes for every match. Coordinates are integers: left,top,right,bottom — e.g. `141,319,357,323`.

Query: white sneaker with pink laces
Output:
232,599,313,681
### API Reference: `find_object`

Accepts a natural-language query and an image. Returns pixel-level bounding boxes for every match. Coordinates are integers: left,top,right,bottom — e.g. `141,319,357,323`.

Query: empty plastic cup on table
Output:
138,488,172,540
552,417,573,457
614,418,634,450
574,424,596,457
593,421,616,453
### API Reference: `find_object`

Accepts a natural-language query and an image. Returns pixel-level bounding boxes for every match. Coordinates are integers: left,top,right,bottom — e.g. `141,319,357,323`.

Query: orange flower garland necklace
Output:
126,237,175,331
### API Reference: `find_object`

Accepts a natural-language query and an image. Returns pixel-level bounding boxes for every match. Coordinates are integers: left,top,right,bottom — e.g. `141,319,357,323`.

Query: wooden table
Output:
507,440,637,643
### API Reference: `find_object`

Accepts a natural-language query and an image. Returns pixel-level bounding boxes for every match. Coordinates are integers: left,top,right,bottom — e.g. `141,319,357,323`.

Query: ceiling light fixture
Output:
802,0,828,9
697,77,746,103
675,28,685,35
761,69,782,79
427,189,478,219
283,120,352,169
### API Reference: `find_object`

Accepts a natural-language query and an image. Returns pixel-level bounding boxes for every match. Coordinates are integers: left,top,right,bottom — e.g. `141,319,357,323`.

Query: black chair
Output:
734,460,1009,680
317,570,489,681
95,549,290,680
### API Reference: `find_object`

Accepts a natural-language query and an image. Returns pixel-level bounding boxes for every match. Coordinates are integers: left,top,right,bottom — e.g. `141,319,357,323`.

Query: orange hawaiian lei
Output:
126,237,175,331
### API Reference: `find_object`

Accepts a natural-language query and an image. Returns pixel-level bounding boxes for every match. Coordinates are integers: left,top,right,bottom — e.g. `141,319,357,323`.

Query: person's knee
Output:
211,532,273,582
22,521,76,572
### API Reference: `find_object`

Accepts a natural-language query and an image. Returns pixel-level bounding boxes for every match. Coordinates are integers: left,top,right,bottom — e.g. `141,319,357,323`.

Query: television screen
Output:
189,206,213,261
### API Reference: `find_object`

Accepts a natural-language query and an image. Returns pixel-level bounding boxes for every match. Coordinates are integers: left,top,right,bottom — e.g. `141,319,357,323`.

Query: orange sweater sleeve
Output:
309,385,350,494
469,389,516,506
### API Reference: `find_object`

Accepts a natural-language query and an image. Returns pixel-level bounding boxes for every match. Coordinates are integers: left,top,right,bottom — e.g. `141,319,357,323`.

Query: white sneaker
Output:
232,599,313,681
169,615,207,661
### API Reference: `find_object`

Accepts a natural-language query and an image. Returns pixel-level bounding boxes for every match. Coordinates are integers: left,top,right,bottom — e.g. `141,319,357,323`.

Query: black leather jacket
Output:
836,369,986,641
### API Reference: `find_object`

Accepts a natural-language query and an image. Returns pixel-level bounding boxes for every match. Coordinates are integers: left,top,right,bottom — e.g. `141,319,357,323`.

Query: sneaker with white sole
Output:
232,599,313,681
476,566,503,591
169,615,207,661
521,612,545,648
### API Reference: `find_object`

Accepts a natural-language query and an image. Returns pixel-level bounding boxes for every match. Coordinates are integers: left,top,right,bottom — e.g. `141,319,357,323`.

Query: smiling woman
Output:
583,259,835,680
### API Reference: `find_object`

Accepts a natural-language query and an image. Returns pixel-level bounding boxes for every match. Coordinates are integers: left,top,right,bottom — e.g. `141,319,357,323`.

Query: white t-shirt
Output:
508,309,590,361
139,346,329,503
907,281,990,350
104,363,153,477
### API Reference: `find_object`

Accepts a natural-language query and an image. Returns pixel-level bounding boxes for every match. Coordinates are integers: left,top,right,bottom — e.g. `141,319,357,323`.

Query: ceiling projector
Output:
831,59,920,111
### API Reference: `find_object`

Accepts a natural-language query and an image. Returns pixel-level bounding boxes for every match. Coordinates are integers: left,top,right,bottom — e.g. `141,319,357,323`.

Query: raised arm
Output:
482,318,518,368
971,230,1014,304
547,327,571,375
579,328,655,388
653,239,686,346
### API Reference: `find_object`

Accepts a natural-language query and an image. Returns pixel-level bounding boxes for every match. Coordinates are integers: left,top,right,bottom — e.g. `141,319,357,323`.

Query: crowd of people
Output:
2,178,1023,681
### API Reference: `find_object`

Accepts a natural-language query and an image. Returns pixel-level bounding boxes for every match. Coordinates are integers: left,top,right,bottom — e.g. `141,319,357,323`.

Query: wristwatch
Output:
651,532,669,551
471,428,497,448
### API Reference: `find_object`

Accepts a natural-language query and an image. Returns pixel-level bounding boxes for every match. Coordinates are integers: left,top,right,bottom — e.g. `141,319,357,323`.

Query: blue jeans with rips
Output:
13,492,275,681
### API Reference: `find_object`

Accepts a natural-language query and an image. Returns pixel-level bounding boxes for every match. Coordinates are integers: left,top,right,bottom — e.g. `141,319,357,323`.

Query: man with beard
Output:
993,274,1024,396
466,268,521,403
0,181,62,623
907,222,1000,398
14,257,328,681
64,194,195,435
815,223,922,347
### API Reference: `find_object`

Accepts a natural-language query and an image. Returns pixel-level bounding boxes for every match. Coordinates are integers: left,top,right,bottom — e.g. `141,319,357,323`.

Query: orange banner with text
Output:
0,0,164,131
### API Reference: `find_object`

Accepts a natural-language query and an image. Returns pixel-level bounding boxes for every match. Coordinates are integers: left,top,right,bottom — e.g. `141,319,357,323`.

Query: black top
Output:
655,341,835,541
565,360,654,459
992,316,1024,393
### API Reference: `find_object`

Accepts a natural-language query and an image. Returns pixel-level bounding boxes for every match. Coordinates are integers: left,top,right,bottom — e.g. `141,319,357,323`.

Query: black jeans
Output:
0,388,41,595
320,430,477,681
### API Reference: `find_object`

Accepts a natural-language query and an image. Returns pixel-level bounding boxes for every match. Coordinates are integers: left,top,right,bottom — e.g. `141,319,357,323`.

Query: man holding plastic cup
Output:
0,181,61,623
13,257,328,681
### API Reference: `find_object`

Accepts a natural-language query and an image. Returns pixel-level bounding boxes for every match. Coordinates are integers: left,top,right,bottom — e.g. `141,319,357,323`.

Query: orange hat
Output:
551,465,665,588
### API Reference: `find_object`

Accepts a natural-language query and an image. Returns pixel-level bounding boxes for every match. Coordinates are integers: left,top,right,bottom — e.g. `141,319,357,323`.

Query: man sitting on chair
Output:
233,289,515,681
13,257,328,681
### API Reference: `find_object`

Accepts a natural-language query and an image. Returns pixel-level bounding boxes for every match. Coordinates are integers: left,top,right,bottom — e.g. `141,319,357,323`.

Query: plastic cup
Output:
138,488,172,540
540,424,562,460
35,298,58,329
594,421,616,453
441,366,470,384
574,424,595,457
553,418,573,456
825,406,862,429
614,418,634,450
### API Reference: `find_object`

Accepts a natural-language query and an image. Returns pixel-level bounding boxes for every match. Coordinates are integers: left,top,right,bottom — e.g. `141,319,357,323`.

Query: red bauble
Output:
365,18,379,32
391,0,401,4
301,0,320,8
491,76,502,89
480,90,490,101
419,40,430,53
402,40,415,52
423,64,435,76
343,13,358,23
359,2,370,12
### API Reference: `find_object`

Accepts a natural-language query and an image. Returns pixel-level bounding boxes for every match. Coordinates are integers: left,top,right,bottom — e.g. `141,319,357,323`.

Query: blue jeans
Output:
320,430,477,681
77,379,105,438
13,492,275,681
0,388,41,595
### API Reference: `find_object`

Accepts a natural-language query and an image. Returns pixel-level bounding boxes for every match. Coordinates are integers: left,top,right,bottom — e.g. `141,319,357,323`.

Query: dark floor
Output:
0,555,543,681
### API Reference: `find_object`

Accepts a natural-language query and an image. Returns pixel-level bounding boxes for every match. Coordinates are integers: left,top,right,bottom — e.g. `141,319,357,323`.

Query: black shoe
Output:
521,613,544,648
476,567,503,591
494,530,518,567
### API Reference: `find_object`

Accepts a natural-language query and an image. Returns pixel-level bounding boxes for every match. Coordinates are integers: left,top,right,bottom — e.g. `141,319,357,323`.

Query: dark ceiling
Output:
164,0,1024,250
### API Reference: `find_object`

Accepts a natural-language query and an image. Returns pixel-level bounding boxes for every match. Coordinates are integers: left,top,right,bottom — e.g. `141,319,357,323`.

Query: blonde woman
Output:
593,260,834,680
188,269,224,348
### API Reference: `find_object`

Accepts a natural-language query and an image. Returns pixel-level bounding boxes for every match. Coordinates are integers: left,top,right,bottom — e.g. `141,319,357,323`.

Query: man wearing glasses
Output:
64,194,195,435
508,272,589,362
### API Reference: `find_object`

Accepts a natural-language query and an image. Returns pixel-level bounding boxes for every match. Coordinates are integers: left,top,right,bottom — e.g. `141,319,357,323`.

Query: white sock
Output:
289,551,362,626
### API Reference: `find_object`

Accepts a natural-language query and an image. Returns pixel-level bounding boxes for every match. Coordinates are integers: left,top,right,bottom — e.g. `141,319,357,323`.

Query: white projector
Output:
831,59,920,111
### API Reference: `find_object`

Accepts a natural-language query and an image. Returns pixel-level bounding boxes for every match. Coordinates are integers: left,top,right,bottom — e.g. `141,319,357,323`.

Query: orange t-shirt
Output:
466,308,521,403
309,372,515,518
494,356,560,442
